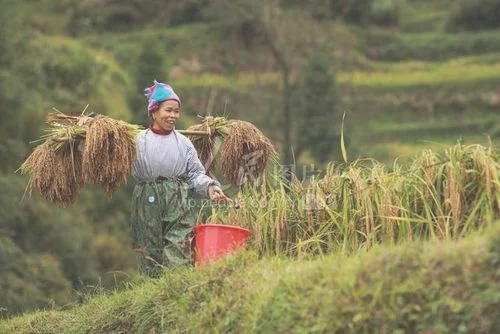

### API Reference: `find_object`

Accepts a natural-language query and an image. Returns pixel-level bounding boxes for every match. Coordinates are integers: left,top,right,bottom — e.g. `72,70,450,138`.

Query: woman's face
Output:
152,100,180,132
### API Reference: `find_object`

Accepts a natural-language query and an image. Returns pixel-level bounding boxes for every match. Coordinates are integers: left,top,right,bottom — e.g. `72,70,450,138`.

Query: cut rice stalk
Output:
20,110,141,203
220,120,277,187
186,116,232,174
82,115,139,196
20,139,84,206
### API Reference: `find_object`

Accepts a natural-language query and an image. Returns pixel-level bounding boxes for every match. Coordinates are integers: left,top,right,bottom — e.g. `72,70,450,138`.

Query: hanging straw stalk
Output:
183,117,277,185
220,120,277,187
184,116,232,175
82,115,140,195
19,110,141,204
19,121,86,206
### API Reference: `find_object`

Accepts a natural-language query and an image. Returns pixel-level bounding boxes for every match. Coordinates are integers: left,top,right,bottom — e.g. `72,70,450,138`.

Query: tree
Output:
129,39,169,125
0,0,42,172
207,0,321,164
294,51,340,164
446,0,500,32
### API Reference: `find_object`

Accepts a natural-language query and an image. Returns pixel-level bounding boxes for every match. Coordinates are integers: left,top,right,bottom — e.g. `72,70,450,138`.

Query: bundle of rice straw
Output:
19,111,140,205
83,115,139,195
184,117,276,186
220,120,277,187
19,123,86,206
185,116,231,175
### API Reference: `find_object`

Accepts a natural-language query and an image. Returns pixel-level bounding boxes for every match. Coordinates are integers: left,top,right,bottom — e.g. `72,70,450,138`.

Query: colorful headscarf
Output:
144,80,181,115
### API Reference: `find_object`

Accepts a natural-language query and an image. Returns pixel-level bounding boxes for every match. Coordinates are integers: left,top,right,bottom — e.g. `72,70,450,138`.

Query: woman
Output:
130,80,229,276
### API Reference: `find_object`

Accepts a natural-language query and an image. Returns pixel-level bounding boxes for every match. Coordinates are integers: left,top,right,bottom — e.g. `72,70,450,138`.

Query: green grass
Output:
79,22,230,79
2,224,499,333
341,60,500,88
401,11,447,33
34,35,134,121
369,117,497,135
364,29,500,61
364,136,500,165
399,0,448,32
169,52,500,92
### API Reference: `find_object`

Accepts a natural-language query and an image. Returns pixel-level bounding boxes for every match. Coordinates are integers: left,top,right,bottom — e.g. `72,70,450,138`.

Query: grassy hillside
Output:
2,224,499,333
2,0,500,321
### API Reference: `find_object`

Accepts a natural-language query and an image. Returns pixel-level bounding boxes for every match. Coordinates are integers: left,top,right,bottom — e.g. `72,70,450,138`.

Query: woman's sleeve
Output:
185,143,221,197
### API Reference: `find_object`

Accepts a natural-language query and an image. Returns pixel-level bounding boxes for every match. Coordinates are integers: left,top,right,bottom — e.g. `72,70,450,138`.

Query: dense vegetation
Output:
1,0,499,329
2,224,500,333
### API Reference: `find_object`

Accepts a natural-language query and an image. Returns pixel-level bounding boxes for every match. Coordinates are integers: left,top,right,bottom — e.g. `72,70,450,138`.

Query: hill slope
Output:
2,224,500,333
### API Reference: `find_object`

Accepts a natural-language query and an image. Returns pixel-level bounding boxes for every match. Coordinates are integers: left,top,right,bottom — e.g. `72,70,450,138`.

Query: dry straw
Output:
205,143,500,257
82,115,139,195
220,120,277,187
20,137,84,206
184,117,276,185
185,116,231,175
19,111,140,204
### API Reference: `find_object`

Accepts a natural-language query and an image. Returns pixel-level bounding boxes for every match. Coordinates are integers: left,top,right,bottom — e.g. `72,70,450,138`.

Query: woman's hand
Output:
208,185,231,203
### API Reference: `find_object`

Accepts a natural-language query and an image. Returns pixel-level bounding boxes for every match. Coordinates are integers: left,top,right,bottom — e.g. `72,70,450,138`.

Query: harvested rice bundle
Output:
20,139,84,206
185,116,231,174
20,110,140,203
47,144,85,205
220,120,276,186
39,123,86,152
47,111,81,126
82,115,139,195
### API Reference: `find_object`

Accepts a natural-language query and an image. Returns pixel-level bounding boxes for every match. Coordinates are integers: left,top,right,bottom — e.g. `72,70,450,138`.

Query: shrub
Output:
66,0,211,35
0,173,137,316
329,0,400,26
294,50,340,164
367,30,500,61
446,0,500,32
330,0,375,24
369,0,402,26
34,36,133,120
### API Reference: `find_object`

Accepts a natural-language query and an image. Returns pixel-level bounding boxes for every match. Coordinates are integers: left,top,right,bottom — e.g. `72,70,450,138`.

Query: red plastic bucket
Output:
193,224,251,265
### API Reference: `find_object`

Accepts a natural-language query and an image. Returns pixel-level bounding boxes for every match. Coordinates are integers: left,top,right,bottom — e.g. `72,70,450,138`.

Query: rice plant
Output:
206,143,500,256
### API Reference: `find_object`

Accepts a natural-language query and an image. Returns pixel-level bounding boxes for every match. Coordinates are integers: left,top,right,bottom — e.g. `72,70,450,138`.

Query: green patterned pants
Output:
130,178,196,277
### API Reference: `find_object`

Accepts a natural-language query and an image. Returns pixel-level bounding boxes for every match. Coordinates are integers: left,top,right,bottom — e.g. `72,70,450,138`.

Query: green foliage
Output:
365,30,500,61
65,0,211,35
330,0,375,24
0,174,137,317
284,0,401,26
66,0,153,35
129,38,169,125
167,0,211,26
2,226,500,333
370,0,403,26
33,36,133,120
0,24,139,314
0,1,45,171
0,236,73,316
446,0,500,32
0,175,80,315
0,15,134,166
341,59,500,88
295,50,340,164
